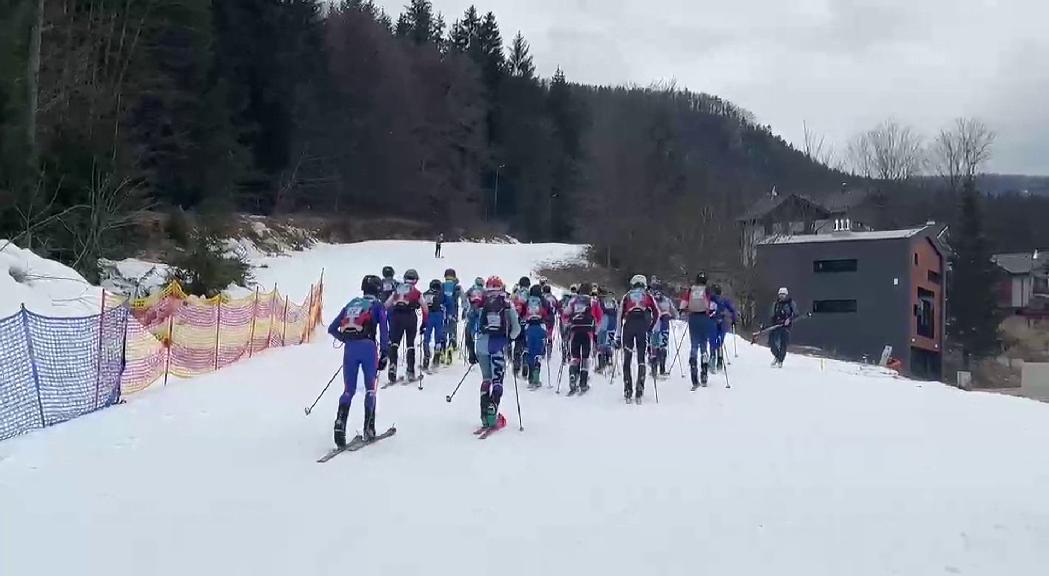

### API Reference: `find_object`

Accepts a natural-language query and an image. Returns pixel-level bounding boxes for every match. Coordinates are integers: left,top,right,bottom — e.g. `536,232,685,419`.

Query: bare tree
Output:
930,117,995,192
847,119,925,181
802,121,840,169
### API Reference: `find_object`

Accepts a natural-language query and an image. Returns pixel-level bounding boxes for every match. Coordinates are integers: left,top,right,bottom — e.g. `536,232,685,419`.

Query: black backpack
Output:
480,293,509,336
568,295,595,329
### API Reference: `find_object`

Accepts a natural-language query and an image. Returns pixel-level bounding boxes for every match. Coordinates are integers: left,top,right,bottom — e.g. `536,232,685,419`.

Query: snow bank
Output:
0,242,102,317
98,257,172,298
2,240,1048,576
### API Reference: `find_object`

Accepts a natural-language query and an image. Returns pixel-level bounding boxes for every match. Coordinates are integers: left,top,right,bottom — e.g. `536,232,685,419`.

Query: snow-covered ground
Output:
0,241,102,317
2,240,1049,576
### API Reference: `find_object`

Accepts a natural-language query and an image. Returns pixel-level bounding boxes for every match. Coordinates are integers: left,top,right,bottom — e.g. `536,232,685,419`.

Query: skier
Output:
768,287,798,368
648,281,679,377
709,284,738,373
521,284,554,389
562,282,604,395
384,268,429,384
421,279,448,372
379,266,399,303
327,275,390,447
541,284,560,361
614,275,659,402
475,276,521,431
435,233,444,258
594,287,618,373
463,277,485,366
679,273,717,390
511,276,531,378
442,269,464,361
559,284,578,358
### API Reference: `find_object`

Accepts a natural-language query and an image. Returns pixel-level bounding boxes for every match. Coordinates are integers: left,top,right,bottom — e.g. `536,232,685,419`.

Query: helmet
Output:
590,285,599,296
519,276,531,288
485,276,505,291
570,284,579,293
474,277,484,287
429,279,442,291
539,277,548,286
382,266,395,279
694,273,707,285
404,269,419,283
445,268,457,279
361,275,381,296
579,282,592,295
778,287,789,297
529,285,542,297
542,284,552,294
630,274,647,288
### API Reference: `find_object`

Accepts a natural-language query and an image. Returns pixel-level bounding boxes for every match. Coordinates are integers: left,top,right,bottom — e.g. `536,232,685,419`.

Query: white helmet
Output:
630,274,647,288
778,287,789,297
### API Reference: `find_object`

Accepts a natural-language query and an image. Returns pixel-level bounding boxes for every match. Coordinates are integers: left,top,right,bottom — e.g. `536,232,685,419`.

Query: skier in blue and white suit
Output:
328,275,390,448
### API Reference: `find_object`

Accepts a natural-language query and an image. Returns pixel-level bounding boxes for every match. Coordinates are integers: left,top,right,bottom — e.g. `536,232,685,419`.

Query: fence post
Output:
94,289,106,410
248,287,260,359
266,283,277,350
305,283,315,344
214,299,221,371
19,305,45,428
281,294,290,347
164,314,174,387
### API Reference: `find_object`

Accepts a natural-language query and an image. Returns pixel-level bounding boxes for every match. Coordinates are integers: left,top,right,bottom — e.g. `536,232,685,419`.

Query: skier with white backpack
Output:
614,275,659,403
561,282,604,396
679,273,717,390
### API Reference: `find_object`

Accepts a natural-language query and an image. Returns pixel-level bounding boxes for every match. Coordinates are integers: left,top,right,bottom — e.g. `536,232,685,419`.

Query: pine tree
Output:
507,32,535,80
948,179,1000,367
395,0,444,48
449,6,481,54
548,68,584,241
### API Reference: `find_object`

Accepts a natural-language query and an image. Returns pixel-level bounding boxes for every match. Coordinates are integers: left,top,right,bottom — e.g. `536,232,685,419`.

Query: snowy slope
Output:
2,240,1049,576
0,242,103,317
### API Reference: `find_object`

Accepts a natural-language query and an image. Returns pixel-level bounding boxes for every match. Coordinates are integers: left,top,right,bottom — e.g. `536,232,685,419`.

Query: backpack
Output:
390,283,414,310
443,281,459,307
423,290,443,313
687,286,711,315
656,295,674,318
480,292,509,336
380,278,398,299
467,287,484,308
623,288,648,317
568,295,595,329
602,295,618,315
524,296,546,323
339,297,376,336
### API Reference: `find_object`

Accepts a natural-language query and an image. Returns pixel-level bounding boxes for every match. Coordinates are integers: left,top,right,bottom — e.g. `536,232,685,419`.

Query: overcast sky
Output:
374,0,1049,175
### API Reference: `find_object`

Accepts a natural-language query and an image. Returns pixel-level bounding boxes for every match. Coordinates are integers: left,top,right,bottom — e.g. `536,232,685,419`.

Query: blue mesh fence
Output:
0,306,128,441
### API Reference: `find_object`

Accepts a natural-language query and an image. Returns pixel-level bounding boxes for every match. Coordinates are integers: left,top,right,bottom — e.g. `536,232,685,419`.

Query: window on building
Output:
813,299,858,314
813,259,858,273
914,253,919,266
917,288,935,339
927,270,942,285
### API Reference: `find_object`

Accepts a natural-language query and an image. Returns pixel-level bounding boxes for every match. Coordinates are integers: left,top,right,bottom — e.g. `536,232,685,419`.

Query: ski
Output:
577,387,590,397
317,426,397,463
382,378,404,389
566,388,578,397
475,414,507,439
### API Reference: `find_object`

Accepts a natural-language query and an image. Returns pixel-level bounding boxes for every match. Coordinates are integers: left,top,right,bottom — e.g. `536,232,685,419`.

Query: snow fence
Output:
0,276,324,441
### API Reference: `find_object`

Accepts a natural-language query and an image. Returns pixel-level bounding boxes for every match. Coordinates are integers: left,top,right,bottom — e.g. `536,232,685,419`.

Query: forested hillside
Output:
2,0,1046,285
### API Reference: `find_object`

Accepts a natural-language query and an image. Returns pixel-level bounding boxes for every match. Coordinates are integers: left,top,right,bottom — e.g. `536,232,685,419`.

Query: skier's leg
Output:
699,321,710,384
622,329,635,399
388,315,405,381
489,337,506,424
435,312,447,366
422,319,433,370
361,342,378,439
526,324,543,386
478,347,494,425
335,346,363,447
405,314,419,378
568,331,582,391
636,328,648,398
688,317,701,386
579,331,592,390
778,329,790,363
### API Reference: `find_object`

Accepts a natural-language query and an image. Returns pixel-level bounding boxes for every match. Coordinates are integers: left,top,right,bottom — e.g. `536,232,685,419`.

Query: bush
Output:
169,234,252,298
166,207,192,247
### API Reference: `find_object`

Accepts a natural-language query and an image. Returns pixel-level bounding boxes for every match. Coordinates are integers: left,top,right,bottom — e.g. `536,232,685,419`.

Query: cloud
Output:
375,0,1049,174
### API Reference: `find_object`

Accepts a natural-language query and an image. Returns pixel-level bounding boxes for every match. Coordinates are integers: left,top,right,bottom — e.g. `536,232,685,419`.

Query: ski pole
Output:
722,343,732,389
668,323,687,375
305,365,343,415
445,363,476,403
653,364,660,404
555,355,567,394
732,324,739,358
512,364,524,431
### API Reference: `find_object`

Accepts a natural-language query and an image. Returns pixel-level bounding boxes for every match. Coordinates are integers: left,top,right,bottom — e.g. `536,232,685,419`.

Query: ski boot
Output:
334,403,350,448
567,365,579,396
689,358,700,391
624,371,634,402
636,364,646,404
701,361,709,386
388,367,398,385
579,370,590,394
528,360,543,390
363,406,377,443
422,348,431,371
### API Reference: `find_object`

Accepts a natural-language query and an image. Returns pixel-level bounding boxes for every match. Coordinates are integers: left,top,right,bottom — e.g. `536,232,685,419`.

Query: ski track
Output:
2,241,1049,576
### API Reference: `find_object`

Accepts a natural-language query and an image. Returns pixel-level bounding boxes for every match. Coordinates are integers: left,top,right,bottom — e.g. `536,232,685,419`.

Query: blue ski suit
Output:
475,290,521,424
422,288,448,357
328,296,390,413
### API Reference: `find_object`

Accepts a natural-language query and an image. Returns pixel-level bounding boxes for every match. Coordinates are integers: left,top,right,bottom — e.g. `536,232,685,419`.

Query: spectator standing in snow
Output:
768,287,798,368
435,233,444,258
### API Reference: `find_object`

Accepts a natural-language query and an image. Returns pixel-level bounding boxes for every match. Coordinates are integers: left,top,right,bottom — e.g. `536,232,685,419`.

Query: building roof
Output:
820,187,873,214
992,251,1049,275
758,227,929,246
736,193,829,222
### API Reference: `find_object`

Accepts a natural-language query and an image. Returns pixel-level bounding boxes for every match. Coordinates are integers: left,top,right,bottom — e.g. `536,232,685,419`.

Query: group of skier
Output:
326,264,796,450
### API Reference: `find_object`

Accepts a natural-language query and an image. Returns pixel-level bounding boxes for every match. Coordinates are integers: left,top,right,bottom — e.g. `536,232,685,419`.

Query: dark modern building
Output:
756,225,947,379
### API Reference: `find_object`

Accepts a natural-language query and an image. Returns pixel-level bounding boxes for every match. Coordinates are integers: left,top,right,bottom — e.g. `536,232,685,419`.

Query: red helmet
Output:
484,276,505,291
